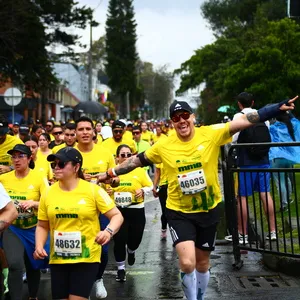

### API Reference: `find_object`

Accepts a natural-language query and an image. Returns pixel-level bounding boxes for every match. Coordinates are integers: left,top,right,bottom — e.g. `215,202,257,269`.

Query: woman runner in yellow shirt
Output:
0,144,49,300
106,144,152,282
34,147,123,300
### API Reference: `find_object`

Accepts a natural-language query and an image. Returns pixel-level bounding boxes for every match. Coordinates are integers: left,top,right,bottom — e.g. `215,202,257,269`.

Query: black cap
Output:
7,144,31,156
112,120,125,130
47,147,83,167
169,100,193,117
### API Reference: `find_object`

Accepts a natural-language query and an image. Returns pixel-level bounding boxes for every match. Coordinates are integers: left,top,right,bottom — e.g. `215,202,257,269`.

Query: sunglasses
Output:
132,132,141,135
120,153,132,158
53,131,63,135
11,154,28,159
171,112,191,123
50,161,69,169
113,130,123,134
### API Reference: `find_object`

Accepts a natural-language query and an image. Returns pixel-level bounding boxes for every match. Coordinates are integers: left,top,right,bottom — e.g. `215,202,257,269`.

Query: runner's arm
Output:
0,202,18,231
34,220,49,259
229,96,298,136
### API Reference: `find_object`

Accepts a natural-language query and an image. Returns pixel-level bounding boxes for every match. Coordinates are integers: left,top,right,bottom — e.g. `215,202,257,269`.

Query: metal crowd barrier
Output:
222,142,300,269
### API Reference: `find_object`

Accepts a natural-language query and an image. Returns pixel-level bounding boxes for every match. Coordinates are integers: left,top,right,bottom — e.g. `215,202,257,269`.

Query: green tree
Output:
0,0,94,90
202,0,286,35
105,0,138,117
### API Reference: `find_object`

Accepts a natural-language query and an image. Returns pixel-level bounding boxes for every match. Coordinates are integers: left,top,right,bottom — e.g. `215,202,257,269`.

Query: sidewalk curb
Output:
263,253,300,276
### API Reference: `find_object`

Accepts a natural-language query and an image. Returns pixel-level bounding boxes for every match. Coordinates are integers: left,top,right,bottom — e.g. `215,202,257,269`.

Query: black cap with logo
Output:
47,147,83,167
169,100,193,117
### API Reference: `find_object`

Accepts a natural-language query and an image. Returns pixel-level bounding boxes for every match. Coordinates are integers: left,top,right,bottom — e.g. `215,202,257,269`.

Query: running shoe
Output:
95,278,107,299
116,269,126,282
266,231,277,241
127,252,135,266
225,233,248,245
161,229,167,241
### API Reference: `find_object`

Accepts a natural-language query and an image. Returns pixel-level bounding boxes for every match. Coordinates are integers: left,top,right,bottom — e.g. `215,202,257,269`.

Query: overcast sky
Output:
74,0,214,71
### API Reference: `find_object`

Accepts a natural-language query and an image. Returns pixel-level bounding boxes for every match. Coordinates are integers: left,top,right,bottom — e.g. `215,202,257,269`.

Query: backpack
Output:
237,114,271,160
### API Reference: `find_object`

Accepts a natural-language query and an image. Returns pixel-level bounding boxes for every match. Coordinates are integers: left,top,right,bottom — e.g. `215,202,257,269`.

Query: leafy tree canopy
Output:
0,0,95,90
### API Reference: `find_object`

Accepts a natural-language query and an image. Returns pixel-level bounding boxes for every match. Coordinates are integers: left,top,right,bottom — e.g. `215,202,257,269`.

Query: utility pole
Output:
88,20,93,101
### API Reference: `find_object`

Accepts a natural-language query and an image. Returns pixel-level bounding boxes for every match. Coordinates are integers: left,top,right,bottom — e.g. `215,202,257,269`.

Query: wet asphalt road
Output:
22,195,300,300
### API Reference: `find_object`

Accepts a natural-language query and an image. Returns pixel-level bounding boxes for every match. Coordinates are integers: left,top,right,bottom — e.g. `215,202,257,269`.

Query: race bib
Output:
114,192,133,208
178,169,207,195
54,231,82,257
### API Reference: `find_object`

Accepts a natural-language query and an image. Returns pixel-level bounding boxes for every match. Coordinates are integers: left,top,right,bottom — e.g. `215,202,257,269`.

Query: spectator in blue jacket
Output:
269,112,300,211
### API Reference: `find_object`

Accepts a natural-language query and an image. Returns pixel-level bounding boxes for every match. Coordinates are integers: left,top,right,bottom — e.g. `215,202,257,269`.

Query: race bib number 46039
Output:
54,231,82,257
178,170,207,195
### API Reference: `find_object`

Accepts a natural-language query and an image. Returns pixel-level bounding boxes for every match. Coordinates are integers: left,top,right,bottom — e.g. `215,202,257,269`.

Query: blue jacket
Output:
269,118,300,163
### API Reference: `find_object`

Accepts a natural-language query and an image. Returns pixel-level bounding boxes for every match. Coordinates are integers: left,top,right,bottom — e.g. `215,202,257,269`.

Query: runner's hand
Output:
34,247,48,260
279,96,298,111
97,173,109,184
19,200,36,210
152,188,159,198
83,173,92,181
95,230,111,246
135,189,144,198
0,165,10,174
106,187,114,196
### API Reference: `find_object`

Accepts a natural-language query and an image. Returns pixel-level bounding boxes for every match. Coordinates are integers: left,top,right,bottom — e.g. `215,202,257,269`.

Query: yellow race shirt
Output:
145,123,232,213
52,143,77,154
123,130,133,141
102,137,137,157
0,135,23,166
75,144,115,184
111,167,152,206
37,149,52,161
0,170,48,228
156,163,168,186
34,156,53,181
38,179,115,264
152,133,167,144
141,130,154,144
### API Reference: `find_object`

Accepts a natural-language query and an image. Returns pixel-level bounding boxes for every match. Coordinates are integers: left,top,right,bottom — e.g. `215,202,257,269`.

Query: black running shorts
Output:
50,262,99,299
166,205,220,251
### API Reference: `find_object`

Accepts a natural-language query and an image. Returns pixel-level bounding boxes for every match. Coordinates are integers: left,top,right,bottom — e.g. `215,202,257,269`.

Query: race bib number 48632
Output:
178,170,207,195
54,231,82,257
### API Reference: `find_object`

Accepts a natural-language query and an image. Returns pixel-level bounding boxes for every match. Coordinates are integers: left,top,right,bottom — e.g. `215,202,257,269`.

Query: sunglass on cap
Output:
171,111,191,123
120,153,132,158
53,131,63,135
113,130,123,134
132,131,140,135
50,161,69,169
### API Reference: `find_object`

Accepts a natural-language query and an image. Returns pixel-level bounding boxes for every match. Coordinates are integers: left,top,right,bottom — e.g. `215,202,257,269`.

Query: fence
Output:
222,142,300,270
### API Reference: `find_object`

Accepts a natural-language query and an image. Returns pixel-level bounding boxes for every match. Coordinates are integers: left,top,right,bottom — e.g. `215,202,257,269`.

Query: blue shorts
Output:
238,164,271,197
99,214,109,254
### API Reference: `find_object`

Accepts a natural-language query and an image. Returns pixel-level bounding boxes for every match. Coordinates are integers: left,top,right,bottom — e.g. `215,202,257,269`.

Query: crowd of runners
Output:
0,97,297,300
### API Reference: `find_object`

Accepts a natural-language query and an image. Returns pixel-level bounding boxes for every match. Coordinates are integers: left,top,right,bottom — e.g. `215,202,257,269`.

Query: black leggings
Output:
158,185,168,230
113,207,146,262
3,228,40,300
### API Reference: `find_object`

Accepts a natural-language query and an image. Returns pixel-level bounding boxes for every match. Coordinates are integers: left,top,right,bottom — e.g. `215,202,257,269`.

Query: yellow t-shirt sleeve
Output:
140,170,153,187
145,141,162,165
94,186,115,214
208,123,232,146
108,153,116,169
38,190,49,221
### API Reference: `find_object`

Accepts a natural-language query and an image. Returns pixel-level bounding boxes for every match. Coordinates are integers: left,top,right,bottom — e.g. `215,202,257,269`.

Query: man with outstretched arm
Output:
98,96,297,300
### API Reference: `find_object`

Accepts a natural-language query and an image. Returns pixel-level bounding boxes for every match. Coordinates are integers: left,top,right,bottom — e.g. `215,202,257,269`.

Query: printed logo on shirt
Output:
197,145,205,151
28,185,34,190
202,242,210,248
78,199,86,205
97,160,104,164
